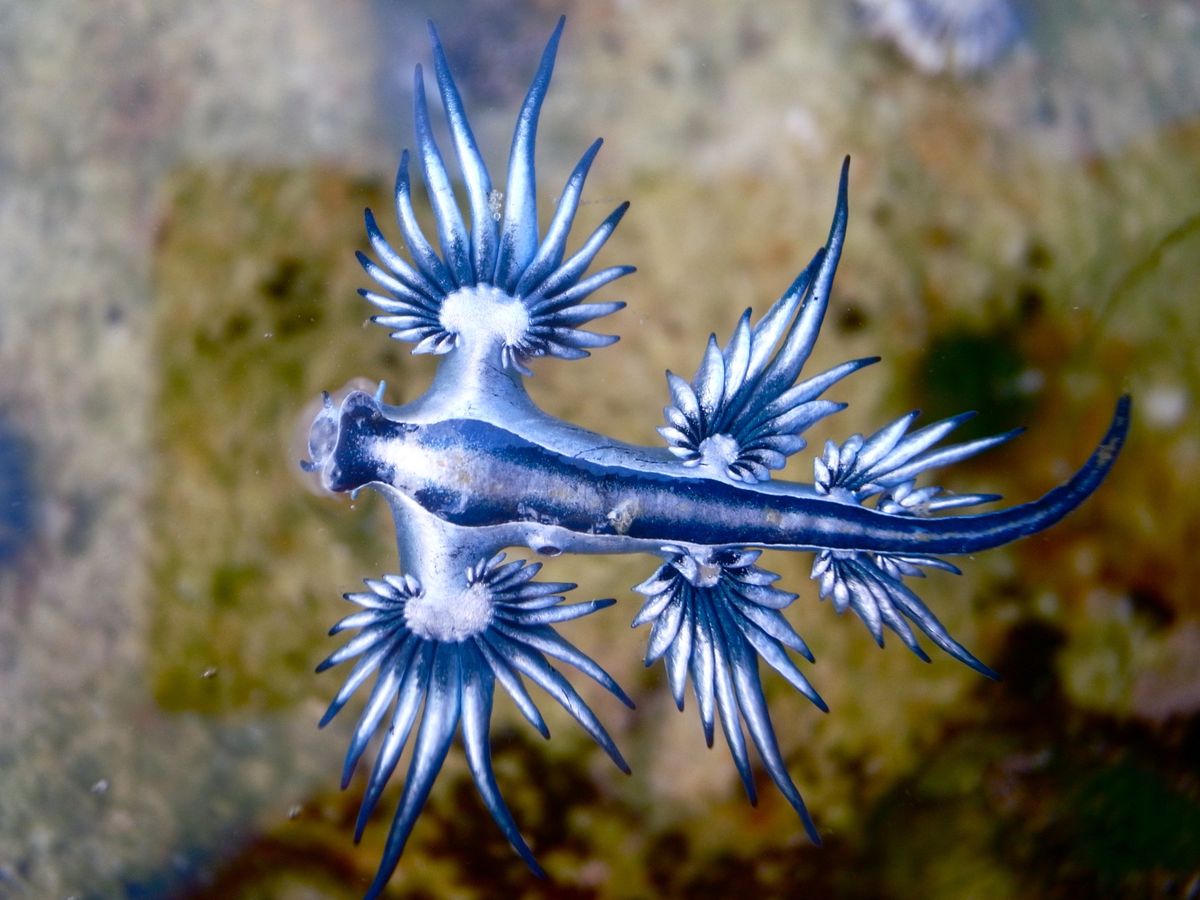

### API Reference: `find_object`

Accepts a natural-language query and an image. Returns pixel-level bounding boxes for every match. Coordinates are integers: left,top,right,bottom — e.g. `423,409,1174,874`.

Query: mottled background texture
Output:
1,0,1198,897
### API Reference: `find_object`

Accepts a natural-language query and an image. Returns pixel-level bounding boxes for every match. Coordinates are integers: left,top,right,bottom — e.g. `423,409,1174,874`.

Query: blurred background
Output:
1,0,1198,896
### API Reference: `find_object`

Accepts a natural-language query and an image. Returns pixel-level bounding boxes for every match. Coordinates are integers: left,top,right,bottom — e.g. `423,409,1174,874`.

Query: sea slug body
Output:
301,18,1127,897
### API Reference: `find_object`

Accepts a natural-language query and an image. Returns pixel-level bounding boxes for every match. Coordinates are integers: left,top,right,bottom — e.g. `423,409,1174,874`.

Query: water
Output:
1,1,1198,896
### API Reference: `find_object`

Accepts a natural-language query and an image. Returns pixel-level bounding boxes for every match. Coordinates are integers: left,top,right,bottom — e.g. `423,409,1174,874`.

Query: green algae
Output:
1071,760,1200,881
918,327,1034,439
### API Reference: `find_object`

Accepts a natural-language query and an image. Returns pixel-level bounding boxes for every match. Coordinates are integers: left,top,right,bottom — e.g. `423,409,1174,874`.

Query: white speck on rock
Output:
1143,383,1187,428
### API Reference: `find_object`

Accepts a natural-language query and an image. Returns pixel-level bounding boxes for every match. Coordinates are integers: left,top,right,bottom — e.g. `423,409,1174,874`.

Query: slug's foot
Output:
318,554,632,894
632,546,824,843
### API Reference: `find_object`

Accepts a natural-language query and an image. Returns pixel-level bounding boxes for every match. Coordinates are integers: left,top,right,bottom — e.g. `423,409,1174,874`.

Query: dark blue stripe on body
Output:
404,399,1129,555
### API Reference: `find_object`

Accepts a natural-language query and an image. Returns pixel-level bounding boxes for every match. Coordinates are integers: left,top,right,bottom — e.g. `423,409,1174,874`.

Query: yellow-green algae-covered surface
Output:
2,0,1199,897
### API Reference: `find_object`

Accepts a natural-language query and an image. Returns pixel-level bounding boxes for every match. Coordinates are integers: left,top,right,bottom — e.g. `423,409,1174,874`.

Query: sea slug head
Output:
304,390,416,496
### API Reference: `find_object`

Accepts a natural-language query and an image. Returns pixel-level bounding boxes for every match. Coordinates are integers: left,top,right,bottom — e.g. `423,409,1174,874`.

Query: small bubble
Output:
201,666,218,679
1015,368,1045,395
288,803,303,820
1143,384,1187,429
91,779,109,794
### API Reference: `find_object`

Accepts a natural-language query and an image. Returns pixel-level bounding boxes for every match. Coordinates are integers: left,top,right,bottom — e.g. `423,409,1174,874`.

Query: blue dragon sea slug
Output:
302,17,1129,896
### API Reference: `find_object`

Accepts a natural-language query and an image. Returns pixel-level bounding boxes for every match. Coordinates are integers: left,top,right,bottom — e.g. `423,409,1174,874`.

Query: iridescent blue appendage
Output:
659,160,875,483
808,409,1018,675
357,17,632,375
319,554,631,895
633,547,824,842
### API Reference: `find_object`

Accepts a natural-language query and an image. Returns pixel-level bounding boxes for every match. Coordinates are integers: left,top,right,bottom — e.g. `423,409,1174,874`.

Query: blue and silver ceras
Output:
302,17,1129,896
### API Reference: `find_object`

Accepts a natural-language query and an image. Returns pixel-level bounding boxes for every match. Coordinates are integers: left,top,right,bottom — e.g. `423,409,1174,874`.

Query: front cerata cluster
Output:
300,18,1129,897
